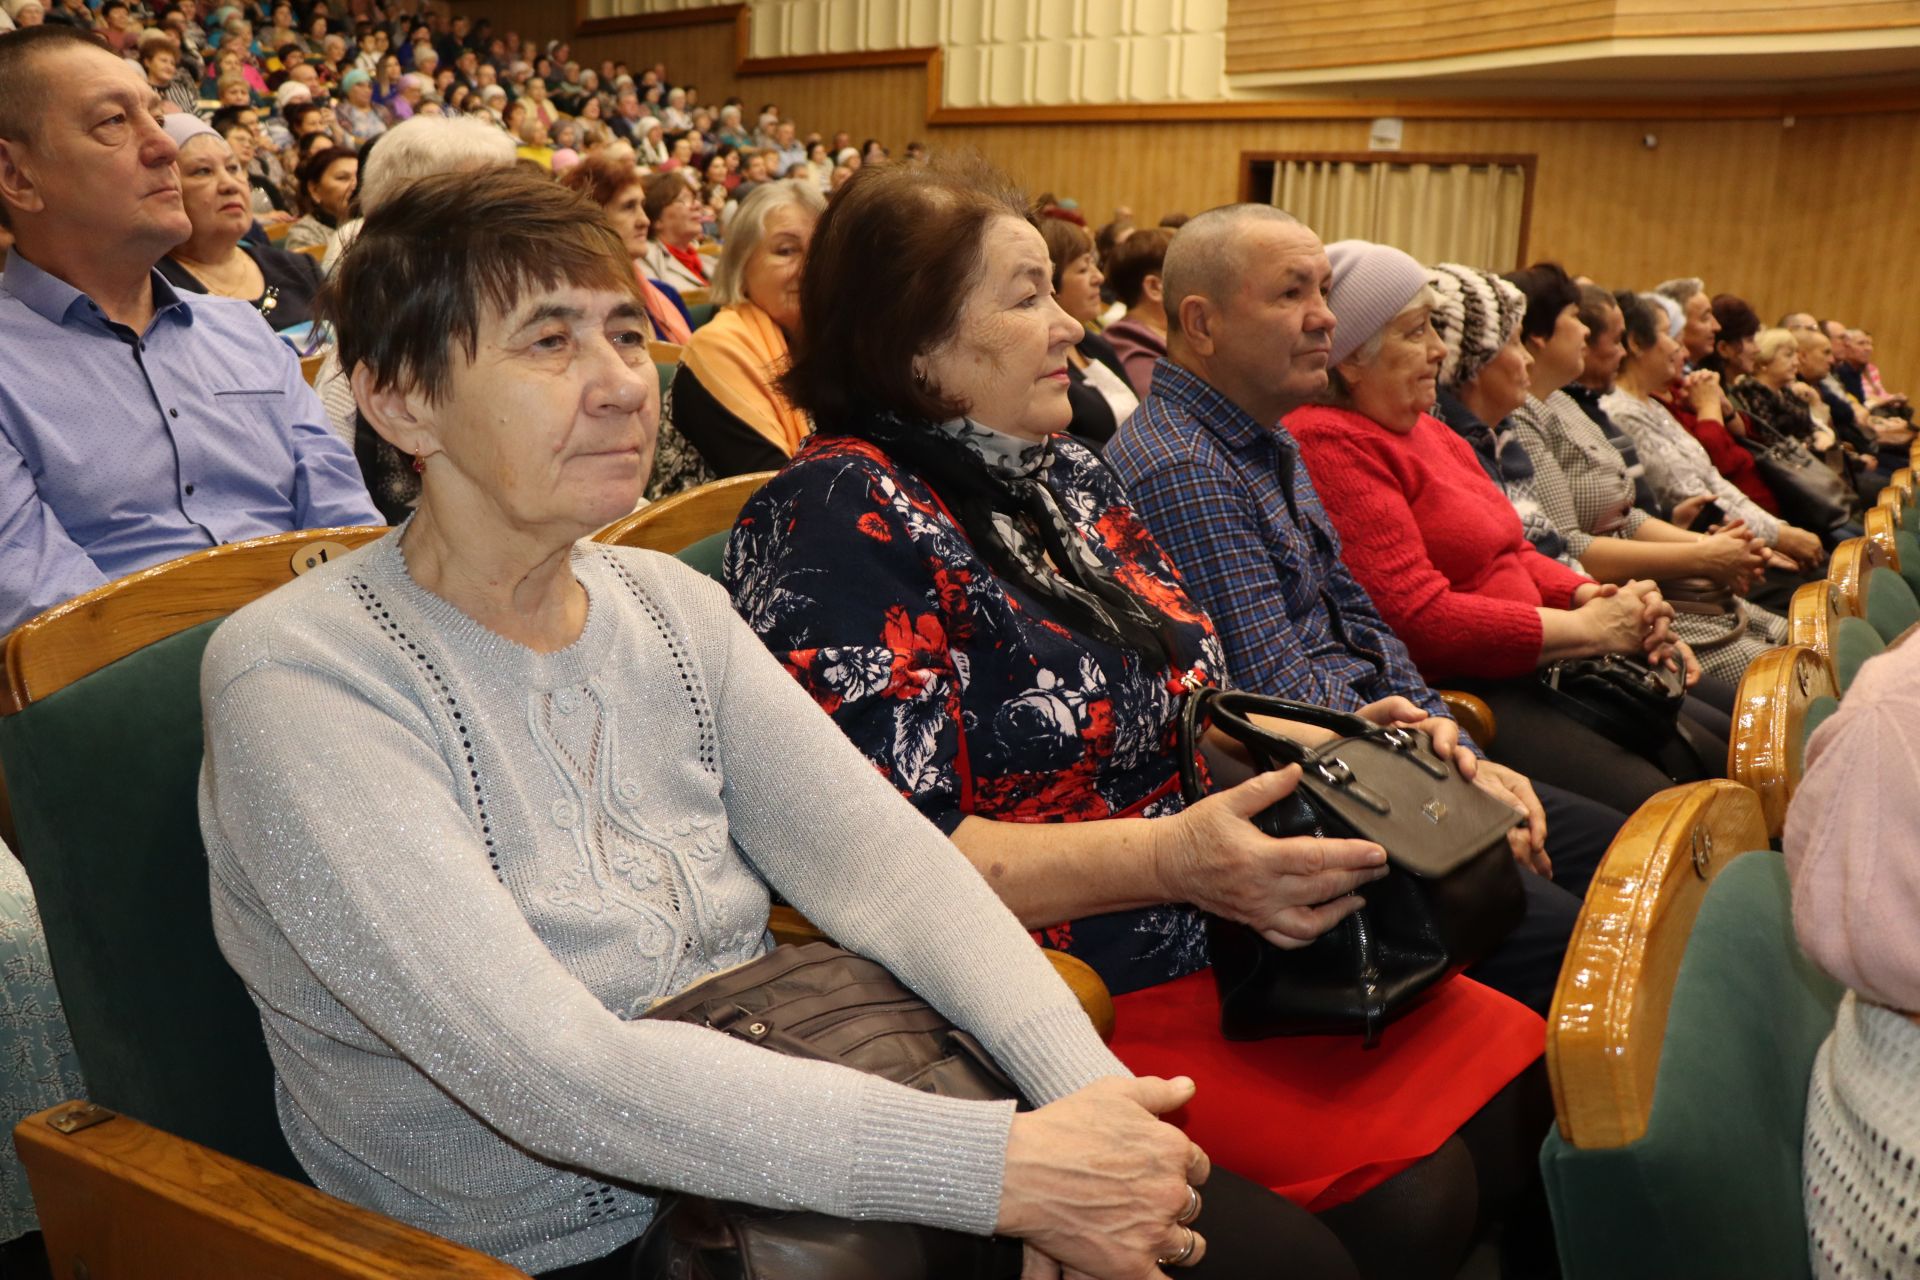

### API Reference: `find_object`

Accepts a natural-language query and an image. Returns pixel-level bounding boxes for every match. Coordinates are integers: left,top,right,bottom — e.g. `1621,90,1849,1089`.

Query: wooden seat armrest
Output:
769,906,1117,1042
1437,690,1496,749
16,1101,526,1278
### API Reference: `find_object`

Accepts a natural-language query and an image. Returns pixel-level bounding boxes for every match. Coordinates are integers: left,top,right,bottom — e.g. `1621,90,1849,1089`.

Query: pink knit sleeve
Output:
1290,421,1544,681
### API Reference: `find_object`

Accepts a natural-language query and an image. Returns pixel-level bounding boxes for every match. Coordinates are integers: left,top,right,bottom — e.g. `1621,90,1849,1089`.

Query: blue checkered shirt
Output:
1107,359,1453,725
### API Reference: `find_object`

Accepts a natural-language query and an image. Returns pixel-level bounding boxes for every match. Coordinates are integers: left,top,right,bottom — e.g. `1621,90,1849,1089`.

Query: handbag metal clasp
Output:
1381,728,1448,778
1316,757,1392,814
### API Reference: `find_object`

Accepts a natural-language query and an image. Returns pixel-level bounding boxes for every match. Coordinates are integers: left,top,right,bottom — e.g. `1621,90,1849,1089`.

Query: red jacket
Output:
1285,405,1590,681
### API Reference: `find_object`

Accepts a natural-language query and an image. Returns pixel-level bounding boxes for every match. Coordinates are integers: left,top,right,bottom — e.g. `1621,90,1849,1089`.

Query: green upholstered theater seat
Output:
1540,853,1843,1280
684,302,717,331
1897,530,1920,604
1832,615,1885,693
1864,565,1920,643
674,529,729,582
1803,694,1840,745
0,620,307,1185
655,359,678,400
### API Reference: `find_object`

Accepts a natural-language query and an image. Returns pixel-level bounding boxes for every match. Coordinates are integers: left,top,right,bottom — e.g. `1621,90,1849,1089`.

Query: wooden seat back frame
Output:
1546,779,1767,1150
1726,646,1837,839
593,471,777,556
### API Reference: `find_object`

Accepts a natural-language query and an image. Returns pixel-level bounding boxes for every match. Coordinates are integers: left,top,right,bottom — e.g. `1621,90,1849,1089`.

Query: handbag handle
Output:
1178,688,1383,804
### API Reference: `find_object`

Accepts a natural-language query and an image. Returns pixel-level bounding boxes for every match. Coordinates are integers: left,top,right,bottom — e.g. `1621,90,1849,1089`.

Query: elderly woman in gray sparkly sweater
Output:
198,166,1215,1280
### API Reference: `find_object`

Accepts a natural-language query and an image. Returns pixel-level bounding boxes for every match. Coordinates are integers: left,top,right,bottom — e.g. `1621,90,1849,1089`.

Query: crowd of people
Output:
0,4,1914,1279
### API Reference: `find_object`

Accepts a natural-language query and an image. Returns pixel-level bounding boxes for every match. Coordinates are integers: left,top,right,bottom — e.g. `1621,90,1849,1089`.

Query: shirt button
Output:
184,484,195,496
168,408,179,419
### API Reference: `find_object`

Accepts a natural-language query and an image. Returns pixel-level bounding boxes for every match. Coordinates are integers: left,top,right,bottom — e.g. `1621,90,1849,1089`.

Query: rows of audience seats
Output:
0,1,1916,1277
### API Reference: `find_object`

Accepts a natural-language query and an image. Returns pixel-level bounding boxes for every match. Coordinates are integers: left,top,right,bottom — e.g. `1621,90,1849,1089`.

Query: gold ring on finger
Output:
1157,1225,1197,1267
1176,1185,1202,1225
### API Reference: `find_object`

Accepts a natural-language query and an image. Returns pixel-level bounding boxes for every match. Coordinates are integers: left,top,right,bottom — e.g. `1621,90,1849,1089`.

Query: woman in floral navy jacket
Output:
723,159,1557,1279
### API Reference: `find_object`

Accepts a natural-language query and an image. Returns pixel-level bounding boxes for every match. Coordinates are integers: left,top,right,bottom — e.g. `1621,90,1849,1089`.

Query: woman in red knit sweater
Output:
1284,241,1725,816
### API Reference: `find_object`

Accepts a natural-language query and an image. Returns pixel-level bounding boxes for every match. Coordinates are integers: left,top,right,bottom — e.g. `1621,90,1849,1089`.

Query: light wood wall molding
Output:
574,0,741,38
1225,0,1920,77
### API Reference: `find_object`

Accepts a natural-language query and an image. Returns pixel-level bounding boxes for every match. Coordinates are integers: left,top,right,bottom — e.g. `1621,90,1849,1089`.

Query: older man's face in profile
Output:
1222,221,1336,409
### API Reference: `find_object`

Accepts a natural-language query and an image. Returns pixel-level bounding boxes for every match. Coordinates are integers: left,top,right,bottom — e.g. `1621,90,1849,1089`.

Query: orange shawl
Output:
681,302,810,457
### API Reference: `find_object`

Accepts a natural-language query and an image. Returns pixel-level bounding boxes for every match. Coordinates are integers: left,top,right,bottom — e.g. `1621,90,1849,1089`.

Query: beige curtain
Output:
1271,159,1528,270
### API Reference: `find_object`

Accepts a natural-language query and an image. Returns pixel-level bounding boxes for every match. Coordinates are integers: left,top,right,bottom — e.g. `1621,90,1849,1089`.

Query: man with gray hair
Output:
1106,203,1623,1017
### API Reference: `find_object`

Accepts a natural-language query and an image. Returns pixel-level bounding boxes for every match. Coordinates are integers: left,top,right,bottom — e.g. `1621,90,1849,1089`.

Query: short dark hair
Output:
1037,213,1093,290
209,104,254,134
783,153,1032,426
1575,283,1619,345
283,100,323,134
1615,290,1665,355
1711,292,1761,346
1504,261,1581,345
1104,227,1171,309
0,27,115,229
322,165,638,405
639,170,691,231
295,146,355,214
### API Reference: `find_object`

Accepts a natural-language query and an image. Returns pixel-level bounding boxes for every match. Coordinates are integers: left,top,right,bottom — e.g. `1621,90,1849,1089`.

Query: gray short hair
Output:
1653,276,1705,307
357,115,516,215
709,179,826,306
1161,203,1300,331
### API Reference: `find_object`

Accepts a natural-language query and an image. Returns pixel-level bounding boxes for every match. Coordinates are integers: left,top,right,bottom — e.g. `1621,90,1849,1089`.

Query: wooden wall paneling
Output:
457,5,1920,388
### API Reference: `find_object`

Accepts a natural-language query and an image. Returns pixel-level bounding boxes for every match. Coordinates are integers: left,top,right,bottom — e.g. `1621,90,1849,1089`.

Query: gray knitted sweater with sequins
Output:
198,532,1126,1273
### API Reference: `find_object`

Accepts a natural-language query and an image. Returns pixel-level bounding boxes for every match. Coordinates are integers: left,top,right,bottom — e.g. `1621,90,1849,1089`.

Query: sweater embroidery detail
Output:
346,575,503,880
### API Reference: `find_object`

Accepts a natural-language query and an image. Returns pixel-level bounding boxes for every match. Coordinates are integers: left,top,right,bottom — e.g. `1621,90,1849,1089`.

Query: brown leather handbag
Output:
631,942,1026,1280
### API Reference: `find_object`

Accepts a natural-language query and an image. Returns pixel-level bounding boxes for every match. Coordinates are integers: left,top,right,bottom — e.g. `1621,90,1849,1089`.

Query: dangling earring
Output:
912,363,929,391
411,453,427,473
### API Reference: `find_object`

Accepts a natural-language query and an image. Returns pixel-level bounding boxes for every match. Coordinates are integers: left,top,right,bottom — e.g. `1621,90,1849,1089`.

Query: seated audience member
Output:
155,116,322,333
1106,206,1627,1011
1849,328,1906,412
558,152,693,345
1653,276,1719,369
1807,323,1911,460
1712,301,1873,525
1100,226,1171,397
1651,291,1786,519
1603,292,1826,569
1425,264,1576,568
201,164,1193,1280
727,160,1557,1280
1037,213,1137,448
1285,242,1724,815
0,26,376,633
1734,327,1849,461
638,171,709,293
333,67,389,142
1784,639,1920,1280
1564,284,1664,514
652,181,822,499
139,26,200,112
213,105,292,220
1499,265,1781,690
282,145,358,254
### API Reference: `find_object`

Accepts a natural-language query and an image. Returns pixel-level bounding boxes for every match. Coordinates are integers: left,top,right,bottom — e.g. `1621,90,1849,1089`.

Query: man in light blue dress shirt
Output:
0,27,379,632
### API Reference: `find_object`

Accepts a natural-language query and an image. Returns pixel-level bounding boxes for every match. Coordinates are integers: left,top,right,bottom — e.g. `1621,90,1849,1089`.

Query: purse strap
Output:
1178,687,1384,804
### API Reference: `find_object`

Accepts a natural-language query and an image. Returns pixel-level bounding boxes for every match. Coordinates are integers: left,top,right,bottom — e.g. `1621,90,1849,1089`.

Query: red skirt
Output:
1107,969,1544,1211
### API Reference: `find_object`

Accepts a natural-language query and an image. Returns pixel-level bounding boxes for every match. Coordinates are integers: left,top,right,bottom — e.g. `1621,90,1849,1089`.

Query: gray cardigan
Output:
199,532,1125,1272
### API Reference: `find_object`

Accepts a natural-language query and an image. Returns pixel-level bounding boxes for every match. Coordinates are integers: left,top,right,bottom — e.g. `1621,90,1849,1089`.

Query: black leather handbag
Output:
632,943,1025,1280
1537,653,1704,781
1177,689,1525,1047
1748,441,1858,531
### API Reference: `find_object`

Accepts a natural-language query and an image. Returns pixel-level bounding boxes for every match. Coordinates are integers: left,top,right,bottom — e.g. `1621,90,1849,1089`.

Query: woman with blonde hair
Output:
649,181,825,498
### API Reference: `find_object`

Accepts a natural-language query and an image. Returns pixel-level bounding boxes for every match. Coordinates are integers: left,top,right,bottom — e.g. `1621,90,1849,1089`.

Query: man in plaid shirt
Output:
1107,205,1626,1016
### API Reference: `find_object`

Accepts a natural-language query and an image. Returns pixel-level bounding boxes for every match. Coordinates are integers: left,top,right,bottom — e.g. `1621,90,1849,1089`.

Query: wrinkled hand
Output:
1474,760,1550,877
1355,696,1470,777
1000,1077,1210,1279
1697,528,1767,589
1156,767,1387,949
1670,494,1715,529
1622,580,1676,655
1776,525,1825,569
1683,368,1722,413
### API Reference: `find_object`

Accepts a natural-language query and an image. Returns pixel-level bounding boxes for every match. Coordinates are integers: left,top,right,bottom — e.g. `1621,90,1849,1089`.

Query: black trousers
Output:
1451,678,1725,818
541,1066,1557,1280
1463,782,1622,1017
